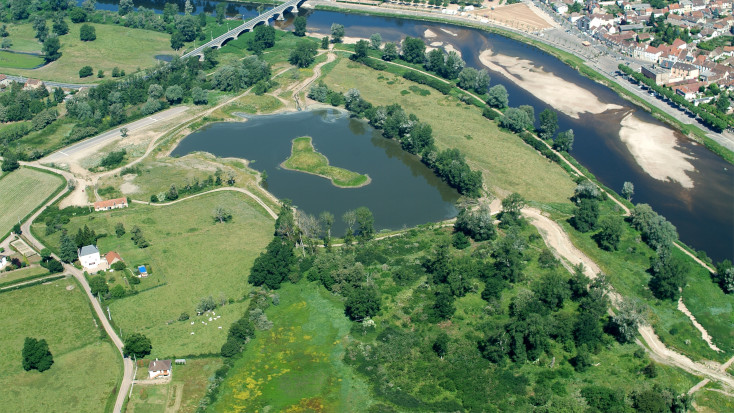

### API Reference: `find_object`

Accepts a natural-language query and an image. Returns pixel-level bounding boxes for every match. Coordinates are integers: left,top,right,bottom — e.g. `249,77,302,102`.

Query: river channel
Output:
89,1,732,261
171,110,460,234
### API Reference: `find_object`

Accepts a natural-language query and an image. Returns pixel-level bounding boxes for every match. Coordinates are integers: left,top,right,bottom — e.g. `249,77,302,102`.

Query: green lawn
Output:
210,282,372,412
126,358,223,413
282,136,370,187
0,266,49,287
321,58,576,203
0,167,64,240
34,191,275,358
0,50,44,69
7,21,173,83
0,280,120,412
4,23,43,52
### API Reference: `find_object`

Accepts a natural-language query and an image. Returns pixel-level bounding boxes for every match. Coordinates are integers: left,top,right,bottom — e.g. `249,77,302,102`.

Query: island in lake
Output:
281,136,371,188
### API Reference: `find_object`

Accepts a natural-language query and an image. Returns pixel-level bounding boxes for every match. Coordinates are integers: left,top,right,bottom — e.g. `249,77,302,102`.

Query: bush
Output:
79,24,96,41
78,66,93,78
402,71,452,95
178,312,190,321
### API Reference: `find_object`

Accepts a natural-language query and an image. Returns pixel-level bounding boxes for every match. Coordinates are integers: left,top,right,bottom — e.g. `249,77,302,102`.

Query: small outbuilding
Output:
0,254,7,269
148,359,172,379
104,251,123,266
138,265,148,277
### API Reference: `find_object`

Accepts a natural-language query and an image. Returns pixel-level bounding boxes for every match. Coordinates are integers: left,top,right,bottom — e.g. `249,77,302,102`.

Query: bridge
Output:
182,0,307,60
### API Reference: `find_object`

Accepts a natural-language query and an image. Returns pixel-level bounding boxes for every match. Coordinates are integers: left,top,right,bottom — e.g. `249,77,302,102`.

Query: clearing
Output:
0,280,120,412
282,136,370,187
0,167,63,239
320,58,576,202
6,22,173,83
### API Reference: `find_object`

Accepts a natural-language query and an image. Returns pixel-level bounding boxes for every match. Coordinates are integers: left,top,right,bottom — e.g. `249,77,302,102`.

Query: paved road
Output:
42,106,190,163
1,74,94,90
19,182,134,413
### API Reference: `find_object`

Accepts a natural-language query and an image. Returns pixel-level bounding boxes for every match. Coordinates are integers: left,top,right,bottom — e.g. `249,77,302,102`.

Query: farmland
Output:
34,191,275,358
0,279,120,412
0,167,64,239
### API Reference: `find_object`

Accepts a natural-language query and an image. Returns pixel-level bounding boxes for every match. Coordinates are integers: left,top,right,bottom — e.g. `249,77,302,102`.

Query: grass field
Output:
0,167,64,240
16,120,77,155
210,282,372,412
6,21,172,83
0,50,44,69
321,58,576,202
0,266,49,287
35,191,275,358
126,358,223,413
209,93,284,119
282,136,370,187
0,280,120,412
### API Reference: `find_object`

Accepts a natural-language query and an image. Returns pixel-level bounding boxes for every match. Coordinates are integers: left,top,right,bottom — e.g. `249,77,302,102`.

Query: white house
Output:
0,255,7,269
78,245,101,270
148,359,172,379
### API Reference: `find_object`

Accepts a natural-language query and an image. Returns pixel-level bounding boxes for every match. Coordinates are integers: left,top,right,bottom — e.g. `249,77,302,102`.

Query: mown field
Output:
0,266,49,287
5,21,172,83
321,58,576,203
126,357,223,413
282,136,370,187
0,279,120,412
210,282,372,412
0,50,44,69
0,167,63,239
34,191,275,358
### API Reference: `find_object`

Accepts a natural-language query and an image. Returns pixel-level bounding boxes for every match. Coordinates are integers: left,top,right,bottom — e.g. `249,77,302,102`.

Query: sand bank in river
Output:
619,113,695,189
478,50,622,118
424,29,437,38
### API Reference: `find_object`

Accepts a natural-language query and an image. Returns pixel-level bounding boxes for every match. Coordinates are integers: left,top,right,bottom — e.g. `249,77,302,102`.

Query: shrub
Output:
78,66,93,78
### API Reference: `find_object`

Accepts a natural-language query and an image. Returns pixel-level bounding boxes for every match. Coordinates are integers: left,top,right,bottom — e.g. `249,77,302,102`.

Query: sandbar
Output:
619,113,695,189
424,29,438,38
478,50,622,119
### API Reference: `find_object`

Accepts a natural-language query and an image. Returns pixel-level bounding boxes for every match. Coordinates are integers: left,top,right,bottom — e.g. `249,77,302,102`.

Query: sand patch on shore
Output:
619,113,695,188
479,50,622,118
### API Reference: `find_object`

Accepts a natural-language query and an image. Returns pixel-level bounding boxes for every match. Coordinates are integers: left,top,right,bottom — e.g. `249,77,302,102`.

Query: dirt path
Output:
293,50,336,110
523,207,734,391
0,273,68,291
130,187,278,220
678,297,722,353
165,382,183,413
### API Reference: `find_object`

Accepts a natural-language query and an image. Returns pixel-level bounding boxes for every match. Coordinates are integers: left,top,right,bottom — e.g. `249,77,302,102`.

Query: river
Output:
88,1,733,261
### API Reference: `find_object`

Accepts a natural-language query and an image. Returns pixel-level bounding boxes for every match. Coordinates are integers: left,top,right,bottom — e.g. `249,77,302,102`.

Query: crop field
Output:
0,280,120,412
321,58,576,203
210,282,372,412
125,358,223,413
282,136,370,187
34,191,275,357
0,167,64,239
7,21,172,83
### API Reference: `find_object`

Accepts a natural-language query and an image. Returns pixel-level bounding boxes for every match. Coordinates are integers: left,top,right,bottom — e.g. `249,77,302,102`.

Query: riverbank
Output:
281,136,371,188
309,1,734,165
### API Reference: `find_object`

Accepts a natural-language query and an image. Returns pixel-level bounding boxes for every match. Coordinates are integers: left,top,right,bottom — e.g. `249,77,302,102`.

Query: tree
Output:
167,184,178,200
22,337,53,372
538,108,558,140
649,247,688,301
622,181,634,201
115,222,126,237
79,24,96,41
330,23,345,43
610,299,645,343
89,276,109,297
165,85,183,103
499,107,531,132
345,287,381,321
120,127,128,137
248,237,295,289
401,37,426,63
572,198,599,233
433,332,449,359
249,24,276,52
122,333,152,358
454,203,496,241
213,206,232,223
715,260,734,294
355,206,374,240
354,39,369,59
170,31,184,51
79,66,93,78
1,155,19,172
321,36,329,50
553,129,575,152
293,16,307,36
596,215,624,251
716,94,730,113
533,272,570,311
431,289,456,321
52,18,68,36
289,40,318,68
70,8,87,23
228,318,255,341
501,192,526,224
487,84,509,108
119,0,134,16
369,33,382,49
382,42,398,61
59,233,78,263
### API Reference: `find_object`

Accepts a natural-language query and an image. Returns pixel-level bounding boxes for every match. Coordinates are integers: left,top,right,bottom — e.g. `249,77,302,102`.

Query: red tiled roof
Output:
94,197,128,209
105,251,122,264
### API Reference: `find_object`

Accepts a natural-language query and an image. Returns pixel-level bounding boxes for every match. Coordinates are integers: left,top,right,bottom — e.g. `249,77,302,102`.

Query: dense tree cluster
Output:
630,203,679,250
22,337,53,372
122,333,152,358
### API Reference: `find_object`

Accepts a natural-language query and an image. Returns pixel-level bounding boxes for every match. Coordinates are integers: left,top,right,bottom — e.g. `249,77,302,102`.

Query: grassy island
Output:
281,136,370,188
